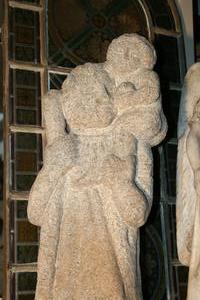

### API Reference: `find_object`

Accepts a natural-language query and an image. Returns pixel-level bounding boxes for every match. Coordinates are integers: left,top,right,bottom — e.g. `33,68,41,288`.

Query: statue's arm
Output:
111,140,153,228
136,142,153,201
186,122,200,193
114,71,160,111
135,142,153,218
27,90,74,226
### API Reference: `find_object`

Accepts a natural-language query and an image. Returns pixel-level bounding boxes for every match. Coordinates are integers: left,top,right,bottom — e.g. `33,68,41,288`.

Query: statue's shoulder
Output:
71,62,102,77
62,62,104,90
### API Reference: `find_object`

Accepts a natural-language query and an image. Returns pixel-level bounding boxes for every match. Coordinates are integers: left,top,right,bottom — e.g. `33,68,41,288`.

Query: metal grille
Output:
2,1,71,298
3,1,47,299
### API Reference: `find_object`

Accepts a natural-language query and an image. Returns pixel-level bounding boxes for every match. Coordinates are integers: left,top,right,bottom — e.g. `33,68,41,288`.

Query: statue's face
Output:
122,47,141,70
124,47,154,70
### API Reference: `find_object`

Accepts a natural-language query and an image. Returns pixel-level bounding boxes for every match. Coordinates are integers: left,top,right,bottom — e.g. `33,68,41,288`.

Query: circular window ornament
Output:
48,0,154,65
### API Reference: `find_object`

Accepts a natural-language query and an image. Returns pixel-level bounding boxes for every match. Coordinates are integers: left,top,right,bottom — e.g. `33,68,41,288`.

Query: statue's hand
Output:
113,183,149,228
114,93,138,113
115,82,136,94
194,168,200,196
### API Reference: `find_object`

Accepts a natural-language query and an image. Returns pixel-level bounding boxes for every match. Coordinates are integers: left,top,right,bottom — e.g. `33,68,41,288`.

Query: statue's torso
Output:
68,131,136,187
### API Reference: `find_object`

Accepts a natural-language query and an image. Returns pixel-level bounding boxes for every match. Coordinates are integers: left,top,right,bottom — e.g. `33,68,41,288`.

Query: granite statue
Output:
28,33,167,300
177,62,200,300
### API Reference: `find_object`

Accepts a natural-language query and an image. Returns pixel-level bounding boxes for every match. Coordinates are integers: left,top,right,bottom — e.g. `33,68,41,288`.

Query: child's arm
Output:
114,71,160,112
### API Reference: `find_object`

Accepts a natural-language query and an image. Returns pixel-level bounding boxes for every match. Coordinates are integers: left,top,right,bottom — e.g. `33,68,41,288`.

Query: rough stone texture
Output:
28,34,167,300
177,62,200,300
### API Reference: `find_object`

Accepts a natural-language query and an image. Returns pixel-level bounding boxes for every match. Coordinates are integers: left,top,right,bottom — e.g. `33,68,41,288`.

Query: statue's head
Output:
106,33,156,72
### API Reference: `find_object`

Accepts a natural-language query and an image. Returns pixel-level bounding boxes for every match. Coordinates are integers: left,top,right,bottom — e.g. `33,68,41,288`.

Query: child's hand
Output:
114,82,138,112
115,82,136,95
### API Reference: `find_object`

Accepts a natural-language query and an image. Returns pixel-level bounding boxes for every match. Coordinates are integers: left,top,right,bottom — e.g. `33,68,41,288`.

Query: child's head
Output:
106,33,156,72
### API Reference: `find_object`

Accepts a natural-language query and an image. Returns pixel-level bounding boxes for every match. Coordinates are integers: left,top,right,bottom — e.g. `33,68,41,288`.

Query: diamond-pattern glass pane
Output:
49,73,68,89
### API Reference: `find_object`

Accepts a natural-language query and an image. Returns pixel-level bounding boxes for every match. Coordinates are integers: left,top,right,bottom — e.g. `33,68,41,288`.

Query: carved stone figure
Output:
28,34,167,300
177,62,200,300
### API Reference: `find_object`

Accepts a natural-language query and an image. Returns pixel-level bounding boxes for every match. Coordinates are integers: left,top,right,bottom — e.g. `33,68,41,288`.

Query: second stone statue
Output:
28,33,167,300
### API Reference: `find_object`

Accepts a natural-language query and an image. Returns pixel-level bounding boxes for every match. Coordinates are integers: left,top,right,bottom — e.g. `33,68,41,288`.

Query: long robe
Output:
28,63,166,300
34,130,149,300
